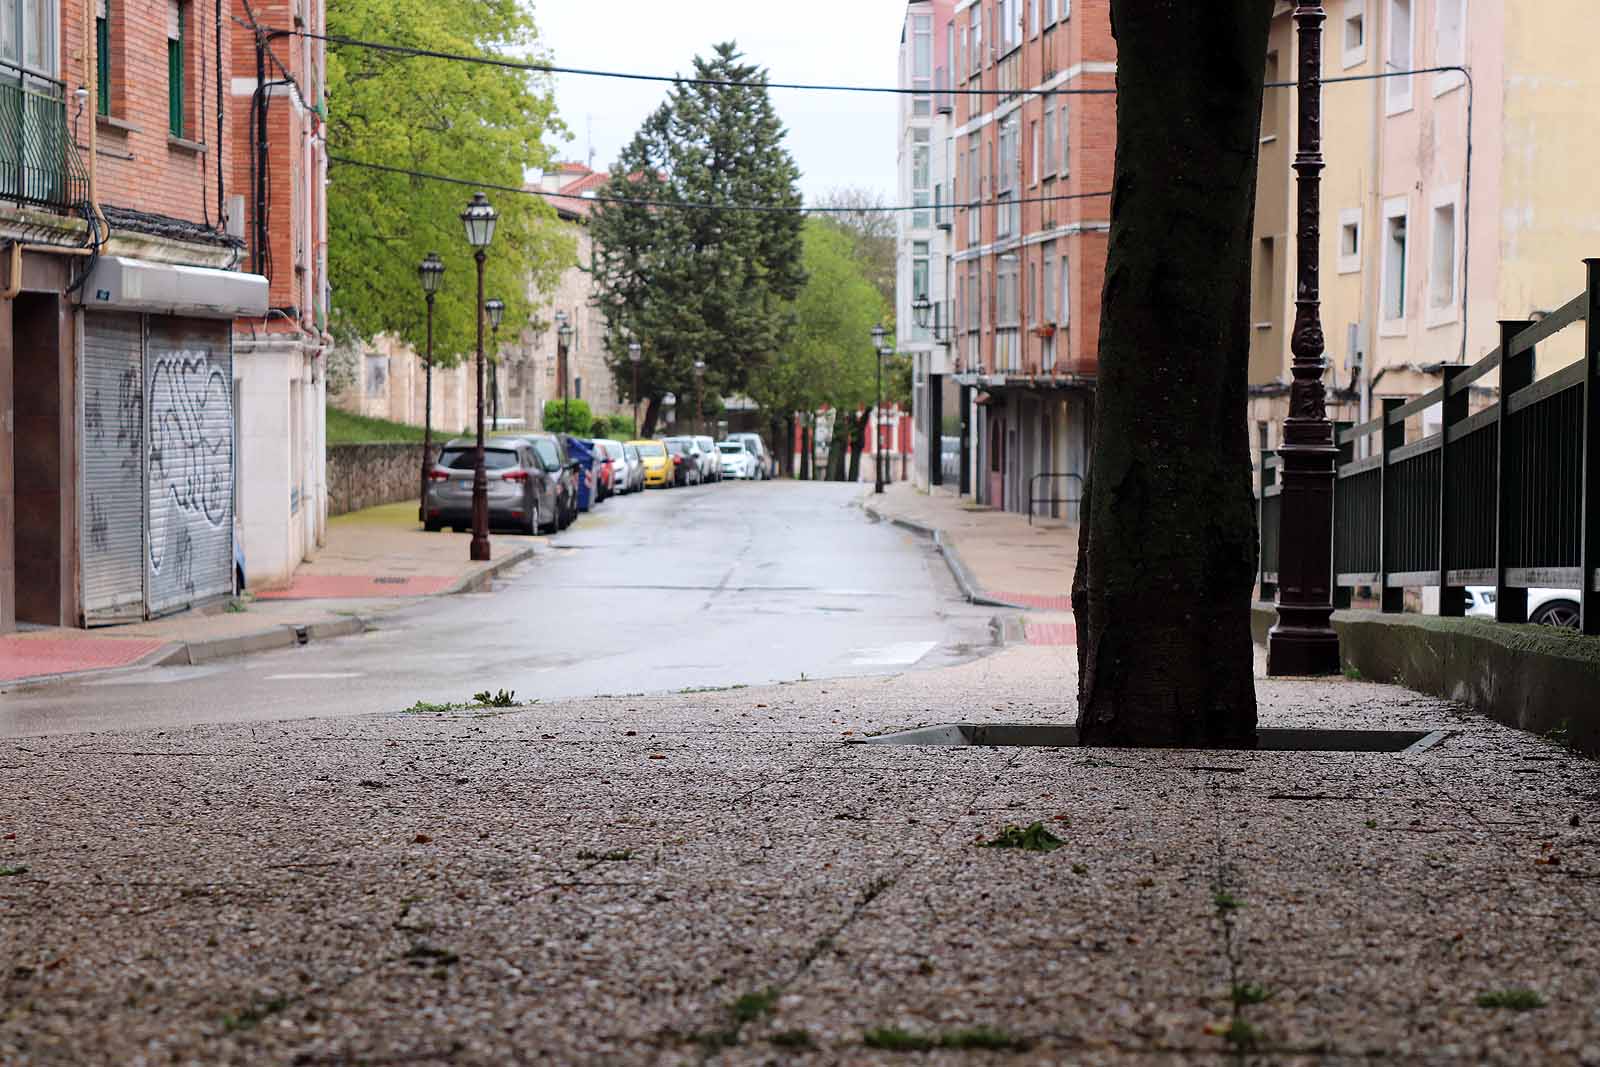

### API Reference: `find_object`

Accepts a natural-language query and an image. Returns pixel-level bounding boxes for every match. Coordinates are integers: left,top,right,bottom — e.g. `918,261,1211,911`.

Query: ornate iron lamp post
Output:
460,192,498,563
693,359,706,435
1268,2,1341,676
628,340,643,436
871,324,888,494
417,252,444,523
554,310,573,416
485,297,505,431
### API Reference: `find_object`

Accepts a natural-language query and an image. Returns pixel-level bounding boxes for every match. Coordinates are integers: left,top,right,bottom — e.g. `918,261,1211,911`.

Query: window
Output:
959,22,968,81
1042,0,1054,25
1386,0,1412,114
1028,0,1037,37
95,0,109,114
1,0,57,75
167,0,185,136
1381,201,1409,323
1342,0,1366,68
965,261,979,330
1337,207,1362,274
996,115,1019,238
1428,200,1457,314
1261,52,1279,139
997,254,1019,326
998,0,1020,53
1254,237,1276,325
1057,255,1070,326
1434,0,1465,93
1029,120,1039,185
912,128,931,228
967,131,981,243
1058,102,1070,176
912,14,932,115
1060,0,1070,20
969,4,982,74
1042,102,1056,176
912,241,931,340
1042,245,1056,321
1028,260,1037,324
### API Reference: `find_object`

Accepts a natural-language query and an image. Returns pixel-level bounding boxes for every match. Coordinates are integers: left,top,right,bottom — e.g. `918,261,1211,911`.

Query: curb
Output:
179,616,370,666
863,500,1034,611
444,545,537,596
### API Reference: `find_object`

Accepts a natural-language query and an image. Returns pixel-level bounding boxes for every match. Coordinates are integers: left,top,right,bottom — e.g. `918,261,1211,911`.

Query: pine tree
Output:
590,43,805,433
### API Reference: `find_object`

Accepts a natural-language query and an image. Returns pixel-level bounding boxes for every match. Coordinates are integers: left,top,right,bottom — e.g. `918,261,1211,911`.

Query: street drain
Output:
848,723,1451,754
373,577,409,585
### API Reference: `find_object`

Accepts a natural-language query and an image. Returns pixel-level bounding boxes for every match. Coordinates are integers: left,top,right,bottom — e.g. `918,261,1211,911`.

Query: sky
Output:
530,0,905,204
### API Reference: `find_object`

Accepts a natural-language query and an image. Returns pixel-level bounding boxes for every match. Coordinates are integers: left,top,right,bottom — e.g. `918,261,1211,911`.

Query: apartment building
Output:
1,0,275,631
946,0,1112,518
229,0,331,590
896,0,955,491
1249,0,1600,458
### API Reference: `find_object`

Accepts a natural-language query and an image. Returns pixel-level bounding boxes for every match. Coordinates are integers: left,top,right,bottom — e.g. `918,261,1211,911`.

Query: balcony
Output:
0,62,91,213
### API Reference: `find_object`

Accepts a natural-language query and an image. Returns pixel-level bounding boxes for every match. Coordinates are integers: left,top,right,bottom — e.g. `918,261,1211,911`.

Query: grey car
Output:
693,435,722,482
426,435,566,535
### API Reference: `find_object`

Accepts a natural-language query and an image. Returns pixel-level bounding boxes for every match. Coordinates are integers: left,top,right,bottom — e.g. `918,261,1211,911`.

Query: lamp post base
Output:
1266,622,1341,677
470,538,492,562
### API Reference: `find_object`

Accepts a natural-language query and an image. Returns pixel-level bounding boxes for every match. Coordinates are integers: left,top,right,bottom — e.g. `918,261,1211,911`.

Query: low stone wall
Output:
327,443,434,517
1251,604,1600,754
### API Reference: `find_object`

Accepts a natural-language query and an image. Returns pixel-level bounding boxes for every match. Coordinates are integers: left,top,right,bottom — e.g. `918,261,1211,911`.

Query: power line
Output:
276,27,1116,98
327,154,1113,215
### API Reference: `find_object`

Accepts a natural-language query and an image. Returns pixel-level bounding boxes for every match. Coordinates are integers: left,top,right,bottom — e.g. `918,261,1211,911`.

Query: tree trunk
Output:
1073,0,1270,748
641,395,662,438
801,418,813,481
846,410,865,483
782,415,796,477
826,422,845,481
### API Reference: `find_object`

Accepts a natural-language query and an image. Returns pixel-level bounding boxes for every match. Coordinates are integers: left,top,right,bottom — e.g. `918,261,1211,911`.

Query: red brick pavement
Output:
0,636,170,682
997,591,1074,612
255,575,456,600
1024,621,1078,647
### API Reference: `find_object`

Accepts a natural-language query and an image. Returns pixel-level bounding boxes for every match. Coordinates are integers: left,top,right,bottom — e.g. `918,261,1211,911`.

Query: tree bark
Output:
781,415,795,477
801,418,814,481
1073,0,1271,748
641,396,662,438
846,410,865,483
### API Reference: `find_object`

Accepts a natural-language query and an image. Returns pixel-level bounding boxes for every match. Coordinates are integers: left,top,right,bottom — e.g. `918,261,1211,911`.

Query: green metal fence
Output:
0,62,92,212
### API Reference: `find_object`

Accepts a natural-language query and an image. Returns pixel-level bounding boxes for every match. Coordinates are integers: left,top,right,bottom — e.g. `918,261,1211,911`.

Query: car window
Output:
718,443,743,454
438,448,519,471
666,441,686,454
624,445,639,460
637,442,665,457
532,439,560,470
605,442,625,460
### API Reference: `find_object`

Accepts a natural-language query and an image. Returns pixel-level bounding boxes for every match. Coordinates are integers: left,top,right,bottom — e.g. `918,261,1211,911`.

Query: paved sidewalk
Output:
1,646,1594,1064
0,502,539,688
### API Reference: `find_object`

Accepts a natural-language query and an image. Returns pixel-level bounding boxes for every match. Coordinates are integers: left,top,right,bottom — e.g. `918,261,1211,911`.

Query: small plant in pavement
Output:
731,988,778,1023
771,1029,816,1049
1213,891,1242,913
1476,988,1544,1011
221,995,289,1033
1221,1017,1261,1051
0,865,27,877
1230,982,1271,1006
472,689,517,708
980,822,1064,853
403,700,457,714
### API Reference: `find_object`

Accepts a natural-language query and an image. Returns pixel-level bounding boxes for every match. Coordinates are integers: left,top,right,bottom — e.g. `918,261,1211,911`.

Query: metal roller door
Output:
79,312,147,623
145,318,235,616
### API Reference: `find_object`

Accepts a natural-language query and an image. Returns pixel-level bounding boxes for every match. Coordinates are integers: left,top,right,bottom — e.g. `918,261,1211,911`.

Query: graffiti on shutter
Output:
80,312,147,623
145,318,235,615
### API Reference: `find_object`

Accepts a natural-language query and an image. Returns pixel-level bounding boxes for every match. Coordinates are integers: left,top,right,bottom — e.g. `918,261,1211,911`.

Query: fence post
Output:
1259,454,1277,602
1437,365,1469,616
1332,420,1353,609
1378,397,1405,613
1495,319,1535,624
1581,259,1600,635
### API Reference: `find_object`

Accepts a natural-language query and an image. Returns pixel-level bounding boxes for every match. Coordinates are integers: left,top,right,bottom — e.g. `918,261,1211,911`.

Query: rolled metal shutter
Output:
145,317,235,615
80,312,147,623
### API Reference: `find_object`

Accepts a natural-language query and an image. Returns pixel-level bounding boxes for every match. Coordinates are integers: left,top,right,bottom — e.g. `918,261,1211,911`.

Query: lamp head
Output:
460,192,498,248
418,252,445,295
628,340,642,364
912,295,932,330
484,297,505,331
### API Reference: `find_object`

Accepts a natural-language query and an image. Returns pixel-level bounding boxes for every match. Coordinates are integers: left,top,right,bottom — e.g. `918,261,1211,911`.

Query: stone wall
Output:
327,443,435,518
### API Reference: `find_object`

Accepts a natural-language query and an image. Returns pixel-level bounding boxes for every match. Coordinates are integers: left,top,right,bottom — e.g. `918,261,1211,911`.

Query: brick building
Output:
946,0,1112,518
1,0,274,631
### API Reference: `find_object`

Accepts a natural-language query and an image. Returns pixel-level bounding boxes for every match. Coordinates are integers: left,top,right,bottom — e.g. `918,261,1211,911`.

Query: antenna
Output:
586,114,595,169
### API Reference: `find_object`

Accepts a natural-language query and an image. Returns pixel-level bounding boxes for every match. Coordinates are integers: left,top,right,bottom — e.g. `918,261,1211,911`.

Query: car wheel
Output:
424,520,441,532
1531,600,1581,630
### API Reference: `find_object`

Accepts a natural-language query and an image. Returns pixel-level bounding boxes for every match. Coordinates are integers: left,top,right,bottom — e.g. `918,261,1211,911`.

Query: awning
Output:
78,256,269,319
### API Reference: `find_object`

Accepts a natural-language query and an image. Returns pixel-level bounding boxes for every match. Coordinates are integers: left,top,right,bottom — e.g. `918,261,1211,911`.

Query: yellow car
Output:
630,439,673,488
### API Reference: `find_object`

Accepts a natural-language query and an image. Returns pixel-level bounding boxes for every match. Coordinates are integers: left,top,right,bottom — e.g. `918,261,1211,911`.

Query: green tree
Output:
542,399,593,435
748,220,887,480
1071,0,1270,747
326,0,573,365
589,42,806,435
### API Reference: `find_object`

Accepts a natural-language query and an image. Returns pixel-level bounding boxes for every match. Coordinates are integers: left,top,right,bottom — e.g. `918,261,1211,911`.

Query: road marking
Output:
849,641,939,667
266,672,366,681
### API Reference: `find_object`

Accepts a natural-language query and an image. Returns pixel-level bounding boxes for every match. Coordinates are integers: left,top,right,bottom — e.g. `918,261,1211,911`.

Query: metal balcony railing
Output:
0,61,91,212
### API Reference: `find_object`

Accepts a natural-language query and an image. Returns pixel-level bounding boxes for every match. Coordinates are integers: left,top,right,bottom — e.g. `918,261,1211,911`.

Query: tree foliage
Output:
811,187,896,311
589,42,806,431
542,399,594,435
325,0,573,365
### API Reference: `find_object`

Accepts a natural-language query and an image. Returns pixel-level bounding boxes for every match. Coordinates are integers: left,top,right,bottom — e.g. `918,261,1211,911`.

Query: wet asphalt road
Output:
1,481,997,738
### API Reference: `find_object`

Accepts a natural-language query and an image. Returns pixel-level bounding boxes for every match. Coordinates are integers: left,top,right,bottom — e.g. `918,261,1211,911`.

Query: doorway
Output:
12,293,64,625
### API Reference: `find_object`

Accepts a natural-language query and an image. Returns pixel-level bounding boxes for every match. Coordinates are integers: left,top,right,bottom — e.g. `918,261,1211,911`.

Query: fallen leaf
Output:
755,704,768,708
625,731,637,736
649,754,667,760
413,834,432,845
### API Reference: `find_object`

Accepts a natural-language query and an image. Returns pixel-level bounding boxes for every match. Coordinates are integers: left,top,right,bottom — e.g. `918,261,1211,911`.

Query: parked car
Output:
729,433,772,479
589,439,615,501
717,440,759,479
1466,586,1582,629
619,442,645,493
595,439,634,494
693,435,722,482
663,437,701,486
427,436,563,535
631,439,673,488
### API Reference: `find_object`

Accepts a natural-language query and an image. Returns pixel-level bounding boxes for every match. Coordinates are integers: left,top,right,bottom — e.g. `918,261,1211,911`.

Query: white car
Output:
1466,586,1582,629
729,433,771,479
717,440,759,479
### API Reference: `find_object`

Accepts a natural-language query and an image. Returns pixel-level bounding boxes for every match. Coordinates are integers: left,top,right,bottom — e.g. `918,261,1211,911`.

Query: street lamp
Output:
693,358,706,436
871,324,888,495
628,340,643,436
554,310,574,418
416,252,444,523
1268,2,1341,676
460,191,498,563
485,297,505,432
